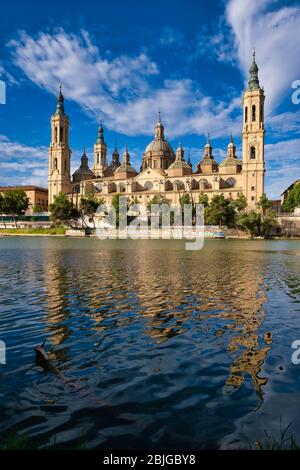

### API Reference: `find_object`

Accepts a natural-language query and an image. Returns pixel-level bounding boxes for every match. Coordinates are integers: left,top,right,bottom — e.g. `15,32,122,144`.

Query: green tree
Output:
32,203,43,213
0,193,6,228
258,192,271,215
198,192,209,207
205,194,235,227
282,182,300,213
179,193,191,207
49,193,78,227
147,194,170,226
230,193,247,213
80,194,103,228
147,194,170,212
129,196,139,207
1,190,29,227
261,208,277,238
111,193,130,227
238,210,261,236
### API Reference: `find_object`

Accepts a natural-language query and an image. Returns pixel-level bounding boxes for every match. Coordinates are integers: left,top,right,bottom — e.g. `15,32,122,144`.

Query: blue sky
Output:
0,0,300,198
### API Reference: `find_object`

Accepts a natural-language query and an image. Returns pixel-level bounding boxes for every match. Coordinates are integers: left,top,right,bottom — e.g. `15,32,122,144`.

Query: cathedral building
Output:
48,53,265,210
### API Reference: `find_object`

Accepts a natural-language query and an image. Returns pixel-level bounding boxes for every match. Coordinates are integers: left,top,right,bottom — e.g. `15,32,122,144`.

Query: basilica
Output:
48,53,265,210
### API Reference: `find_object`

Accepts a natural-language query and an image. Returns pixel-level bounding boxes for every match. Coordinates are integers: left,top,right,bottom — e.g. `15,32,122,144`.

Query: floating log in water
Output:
35,344,60,375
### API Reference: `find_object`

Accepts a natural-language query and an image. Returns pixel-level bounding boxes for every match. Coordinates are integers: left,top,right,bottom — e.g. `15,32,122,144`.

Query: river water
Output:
0,237,299,449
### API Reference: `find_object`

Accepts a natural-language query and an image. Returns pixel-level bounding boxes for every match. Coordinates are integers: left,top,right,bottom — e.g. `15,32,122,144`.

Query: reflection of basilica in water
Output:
41,241,272,397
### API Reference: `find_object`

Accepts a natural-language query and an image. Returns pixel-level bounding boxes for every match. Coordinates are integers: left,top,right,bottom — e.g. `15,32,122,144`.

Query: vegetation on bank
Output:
0,189,29,227
0,226,66,235
0,189,279,238
1,422,299,450
0,432,86,450
254,422,299,450
47,191,278,238
282,181,300,213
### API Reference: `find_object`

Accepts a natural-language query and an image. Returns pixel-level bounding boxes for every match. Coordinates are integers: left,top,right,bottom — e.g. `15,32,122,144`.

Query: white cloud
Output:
264,138,300,198
268,109,300,137
195,18,236,64
8,29,242,138
0,135,47,162
226,0,300,114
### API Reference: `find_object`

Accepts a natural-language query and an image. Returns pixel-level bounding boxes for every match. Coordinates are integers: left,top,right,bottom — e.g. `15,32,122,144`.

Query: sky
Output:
0,0,300,199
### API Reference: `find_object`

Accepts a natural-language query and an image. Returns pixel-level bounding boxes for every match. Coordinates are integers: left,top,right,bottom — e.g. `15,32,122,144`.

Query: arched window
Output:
250,147,256,159
60,126,63,143
55,127,58,142
54,158,58,169
245,106,248,123
252,105,256,122
64,159,67,172
174,180,185,190
199,179,208,190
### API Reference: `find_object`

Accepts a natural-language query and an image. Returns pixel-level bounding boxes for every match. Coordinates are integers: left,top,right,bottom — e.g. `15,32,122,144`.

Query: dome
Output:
73,150,95,183
144,138,174,154
141,114,175,171
168,160,191,170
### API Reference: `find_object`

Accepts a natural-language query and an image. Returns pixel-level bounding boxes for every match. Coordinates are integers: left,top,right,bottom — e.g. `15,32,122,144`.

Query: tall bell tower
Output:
242,51,265,209
93,122,107,177
48,85,71,205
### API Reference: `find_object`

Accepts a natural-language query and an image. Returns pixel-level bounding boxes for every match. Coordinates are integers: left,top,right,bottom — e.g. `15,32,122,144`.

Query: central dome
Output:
144,138,174,154
141,113,175,171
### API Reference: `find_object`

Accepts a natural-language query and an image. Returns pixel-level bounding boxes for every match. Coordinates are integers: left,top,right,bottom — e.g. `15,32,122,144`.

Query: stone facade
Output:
0,185,48,213
48,54,265,210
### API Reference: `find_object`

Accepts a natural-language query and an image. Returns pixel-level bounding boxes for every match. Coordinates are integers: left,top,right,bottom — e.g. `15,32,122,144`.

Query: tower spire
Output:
248,49,260,91
96,120,104,144
155,111,164,139
55,83,65,115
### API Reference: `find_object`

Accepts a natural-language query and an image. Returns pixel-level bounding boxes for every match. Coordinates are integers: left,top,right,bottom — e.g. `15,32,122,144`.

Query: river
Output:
0,237,299,449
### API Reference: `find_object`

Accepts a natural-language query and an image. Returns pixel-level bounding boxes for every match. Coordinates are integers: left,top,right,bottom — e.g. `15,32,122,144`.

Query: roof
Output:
144,138,174,155
281,179,300,196
114,163,137,174
0,185,48,193
168,160,191,170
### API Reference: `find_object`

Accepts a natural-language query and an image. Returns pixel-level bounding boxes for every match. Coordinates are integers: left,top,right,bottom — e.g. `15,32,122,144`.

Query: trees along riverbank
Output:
48,191,278,239
0,190,279,239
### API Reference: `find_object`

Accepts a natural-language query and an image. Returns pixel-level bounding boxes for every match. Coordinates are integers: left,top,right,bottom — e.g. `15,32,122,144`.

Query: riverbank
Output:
1,228,299,240
0,227,66,236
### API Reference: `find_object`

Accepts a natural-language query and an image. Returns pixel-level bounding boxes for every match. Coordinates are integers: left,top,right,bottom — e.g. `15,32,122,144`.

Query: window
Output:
251,186,255,191
245,106,248,123
60,126,63,142
54,127,58,142
144,181,153,190
226,177,236,188
54,158,58,169
250,147,256,159
251,196,255,201
252,105,256,122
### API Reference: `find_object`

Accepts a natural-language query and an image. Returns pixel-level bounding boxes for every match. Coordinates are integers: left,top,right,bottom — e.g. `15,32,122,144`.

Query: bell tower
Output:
93,122,107,177
48,85,71,205
242,51,265,209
